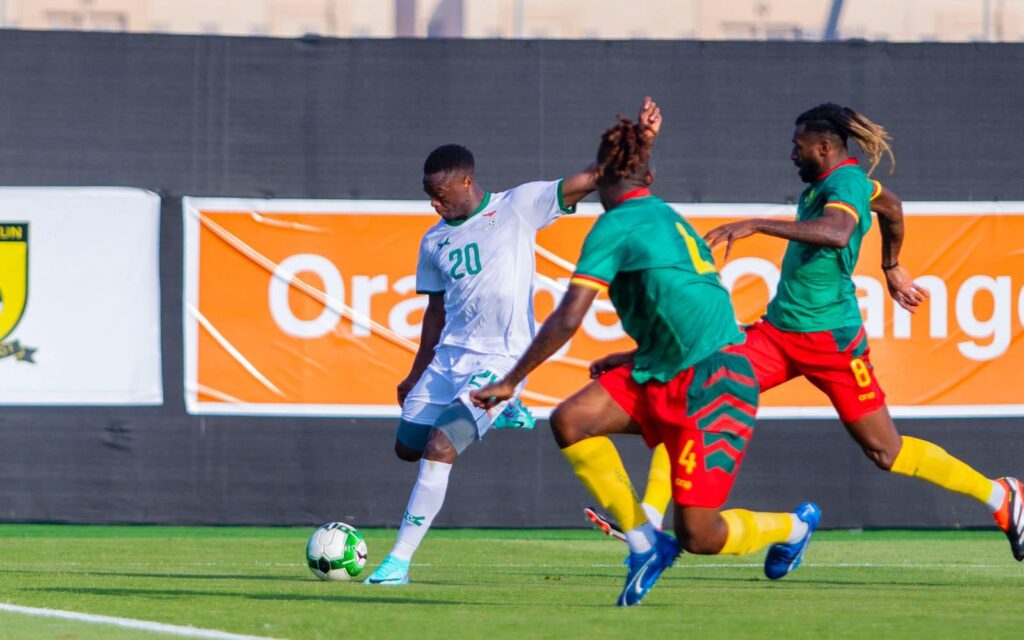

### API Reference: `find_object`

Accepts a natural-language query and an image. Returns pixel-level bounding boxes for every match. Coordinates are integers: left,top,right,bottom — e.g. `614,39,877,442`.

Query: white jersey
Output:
415,179,574,357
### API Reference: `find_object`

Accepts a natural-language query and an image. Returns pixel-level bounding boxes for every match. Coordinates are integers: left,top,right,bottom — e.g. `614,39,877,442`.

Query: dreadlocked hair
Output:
595,116,651,184
796,103,895,176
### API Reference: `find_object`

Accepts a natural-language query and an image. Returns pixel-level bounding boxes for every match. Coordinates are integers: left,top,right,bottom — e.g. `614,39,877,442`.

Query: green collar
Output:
446,192,491,227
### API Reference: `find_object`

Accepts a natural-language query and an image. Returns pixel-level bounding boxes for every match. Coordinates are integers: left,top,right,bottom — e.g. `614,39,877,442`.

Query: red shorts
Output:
598,349,760,509
735,320,886,423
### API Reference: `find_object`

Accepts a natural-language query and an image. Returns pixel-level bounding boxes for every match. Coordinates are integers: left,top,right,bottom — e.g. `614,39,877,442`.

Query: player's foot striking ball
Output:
363,554,411,586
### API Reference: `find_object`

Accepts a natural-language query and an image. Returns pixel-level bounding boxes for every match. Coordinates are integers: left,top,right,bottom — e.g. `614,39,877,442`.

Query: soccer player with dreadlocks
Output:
473,115,818,607
700,103,1024,564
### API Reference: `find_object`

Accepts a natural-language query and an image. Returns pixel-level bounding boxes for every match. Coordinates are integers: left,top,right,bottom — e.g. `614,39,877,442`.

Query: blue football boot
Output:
764,501,821,580
616,530,681,607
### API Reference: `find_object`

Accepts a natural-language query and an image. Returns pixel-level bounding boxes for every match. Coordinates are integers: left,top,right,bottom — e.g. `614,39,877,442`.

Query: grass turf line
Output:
0,526,1020,639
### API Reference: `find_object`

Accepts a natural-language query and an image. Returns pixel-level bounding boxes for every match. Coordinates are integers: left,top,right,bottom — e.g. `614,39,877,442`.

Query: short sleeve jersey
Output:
415,180,575,356
765,160,879,332
571,192,743,384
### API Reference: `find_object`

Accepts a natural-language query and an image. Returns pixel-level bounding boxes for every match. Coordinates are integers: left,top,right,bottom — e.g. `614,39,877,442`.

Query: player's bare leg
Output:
394,440,424,462
845,405,1023,560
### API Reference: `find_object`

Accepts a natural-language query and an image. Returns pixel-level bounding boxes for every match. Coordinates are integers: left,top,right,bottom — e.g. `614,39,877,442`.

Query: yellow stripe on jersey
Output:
870,180,883,201
826,201,860,221
570,275,608,292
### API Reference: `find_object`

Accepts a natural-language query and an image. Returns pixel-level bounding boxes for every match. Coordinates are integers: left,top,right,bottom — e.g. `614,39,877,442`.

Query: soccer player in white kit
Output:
365,99,663,585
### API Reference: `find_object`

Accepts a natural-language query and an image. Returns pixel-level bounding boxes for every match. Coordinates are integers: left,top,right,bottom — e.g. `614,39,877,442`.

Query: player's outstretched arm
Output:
559,97,662,208
471,284,598,408
703,206,856,261
397,293,445,407
872,186,929,312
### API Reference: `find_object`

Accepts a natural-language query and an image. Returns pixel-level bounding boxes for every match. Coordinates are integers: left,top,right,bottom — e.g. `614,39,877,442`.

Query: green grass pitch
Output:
0,525,1021,639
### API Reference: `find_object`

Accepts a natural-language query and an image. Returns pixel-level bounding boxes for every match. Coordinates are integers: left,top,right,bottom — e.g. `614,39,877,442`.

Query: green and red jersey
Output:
571,189,742,384
765,159,881,332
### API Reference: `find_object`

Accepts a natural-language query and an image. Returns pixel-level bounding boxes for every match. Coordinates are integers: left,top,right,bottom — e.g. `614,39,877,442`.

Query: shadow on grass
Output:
21,586,634,608
660,574,957,588
0,569,306,583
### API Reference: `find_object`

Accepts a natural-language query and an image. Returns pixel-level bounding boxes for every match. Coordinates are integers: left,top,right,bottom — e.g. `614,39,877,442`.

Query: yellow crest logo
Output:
0,223,35,363
0,223,28,342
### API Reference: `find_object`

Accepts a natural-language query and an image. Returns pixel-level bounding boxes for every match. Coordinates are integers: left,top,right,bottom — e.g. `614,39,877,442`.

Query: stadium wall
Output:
0,30,1022,528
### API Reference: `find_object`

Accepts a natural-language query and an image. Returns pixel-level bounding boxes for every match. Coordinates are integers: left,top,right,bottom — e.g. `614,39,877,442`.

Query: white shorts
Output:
401,346,522,438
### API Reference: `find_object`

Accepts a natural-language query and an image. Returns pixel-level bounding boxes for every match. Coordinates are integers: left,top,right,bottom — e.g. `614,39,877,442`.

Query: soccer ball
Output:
305,522,368,581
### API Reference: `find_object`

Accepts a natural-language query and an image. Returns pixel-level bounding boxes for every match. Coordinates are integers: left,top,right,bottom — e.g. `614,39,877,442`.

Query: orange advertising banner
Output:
183,198,1024,419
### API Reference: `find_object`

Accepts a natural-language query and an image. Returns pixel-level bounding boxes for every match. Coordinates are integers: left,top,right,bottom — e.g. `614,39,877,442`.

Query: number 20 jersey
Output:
415,180,575,357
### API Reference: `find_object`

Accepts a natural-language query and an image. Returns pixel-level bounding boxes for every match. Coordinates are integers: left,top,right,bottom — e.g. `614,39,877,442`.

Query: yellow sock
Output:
719,509,794,556
561,436,647,531
641,443,672,516
890,436,994,503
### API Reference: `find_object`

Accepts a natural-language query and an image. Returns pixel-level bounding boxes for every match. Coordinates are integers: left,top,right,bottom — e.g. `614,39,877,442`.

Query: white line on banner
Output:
0,603,280,640
187,303,285,399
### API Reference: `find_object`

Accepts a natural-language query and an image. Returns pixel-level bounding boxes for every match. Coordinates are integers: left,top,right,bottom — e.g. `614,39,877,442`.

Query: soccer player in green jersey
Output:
472,116,819,607
703,103,1024,560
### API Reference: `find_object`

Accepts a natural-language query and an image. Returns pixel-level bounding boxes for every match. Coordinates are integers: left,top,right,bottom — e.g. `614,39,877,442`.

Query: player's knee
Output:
424,429,458,464
394,441,423,463
549,404,585,448
865,446,896,471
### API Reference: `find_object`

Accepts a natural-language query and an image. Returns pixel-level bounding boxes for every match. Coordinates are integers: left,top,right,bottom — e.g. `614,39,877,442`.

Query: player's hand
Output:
589,351,635,379
885,265,930,313
637,96,662,141
470,379,516,410
704,220,759,261
396,375,417,407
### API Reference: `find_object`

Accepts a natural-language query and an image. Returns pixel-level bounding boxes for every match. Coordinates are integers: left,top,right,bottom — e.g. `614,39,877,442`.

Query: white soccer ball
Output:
305,521,368,581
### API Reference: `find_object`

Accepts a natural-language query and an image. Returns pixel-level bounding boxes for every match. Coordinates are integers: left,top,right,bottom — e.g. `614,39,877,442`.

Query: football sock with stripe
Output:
719,509,804,555
889,436,1001,511
640,443,672,530
561,436,653,553
389,459,452,562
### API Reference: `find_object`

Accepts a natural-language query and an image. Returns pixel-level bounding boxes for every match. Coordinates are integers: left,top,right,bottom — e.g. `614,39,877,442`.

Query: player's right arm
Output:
399,232,448,407
397,293,444,407
558,96,663,208
870,182,929,313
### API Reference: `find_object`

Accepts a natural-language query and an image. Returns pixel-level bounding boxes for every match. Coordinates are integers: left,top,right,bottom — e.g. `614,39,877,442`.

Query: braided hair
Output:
796,103,895,175
595,116,651,185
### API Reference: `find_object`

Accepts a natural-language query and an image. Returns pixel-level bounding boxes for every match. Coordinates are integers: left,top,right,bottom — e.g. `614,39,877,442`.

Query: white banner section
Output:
0,188,162,405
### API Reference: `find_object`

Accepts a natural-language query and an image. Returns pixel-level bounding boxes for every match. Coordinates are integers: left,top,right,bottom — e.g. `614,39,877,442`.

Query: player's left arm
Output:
703,207,856,261
470,284,598,408
871,183,929,312
559,96,663,207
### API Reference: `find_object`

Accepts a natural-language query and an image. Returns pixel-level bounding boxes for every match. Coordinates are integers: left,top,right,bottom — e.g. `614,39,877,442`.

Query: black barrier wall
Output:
0,30,1022,527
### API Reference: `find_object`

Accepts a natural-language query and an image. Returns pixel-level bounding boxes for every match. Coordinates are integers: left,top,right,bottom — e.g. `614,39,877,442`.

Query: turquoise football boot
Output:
364,554,410,585
492,398,536,430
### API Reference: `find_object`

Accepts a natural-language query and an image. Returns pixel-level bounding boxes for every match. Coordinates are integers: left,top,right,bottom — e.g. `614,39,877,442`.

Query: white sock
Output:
986,480,1007,513
624,522,658,554
784,514,809,544
389,459,453,562
641,502,664,531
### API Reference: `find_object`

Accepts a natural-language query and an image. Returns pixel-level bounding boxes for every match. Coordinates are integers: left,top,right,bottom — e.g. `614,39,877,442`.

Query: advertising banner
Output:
183,197,1024,418
0,188,162,405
